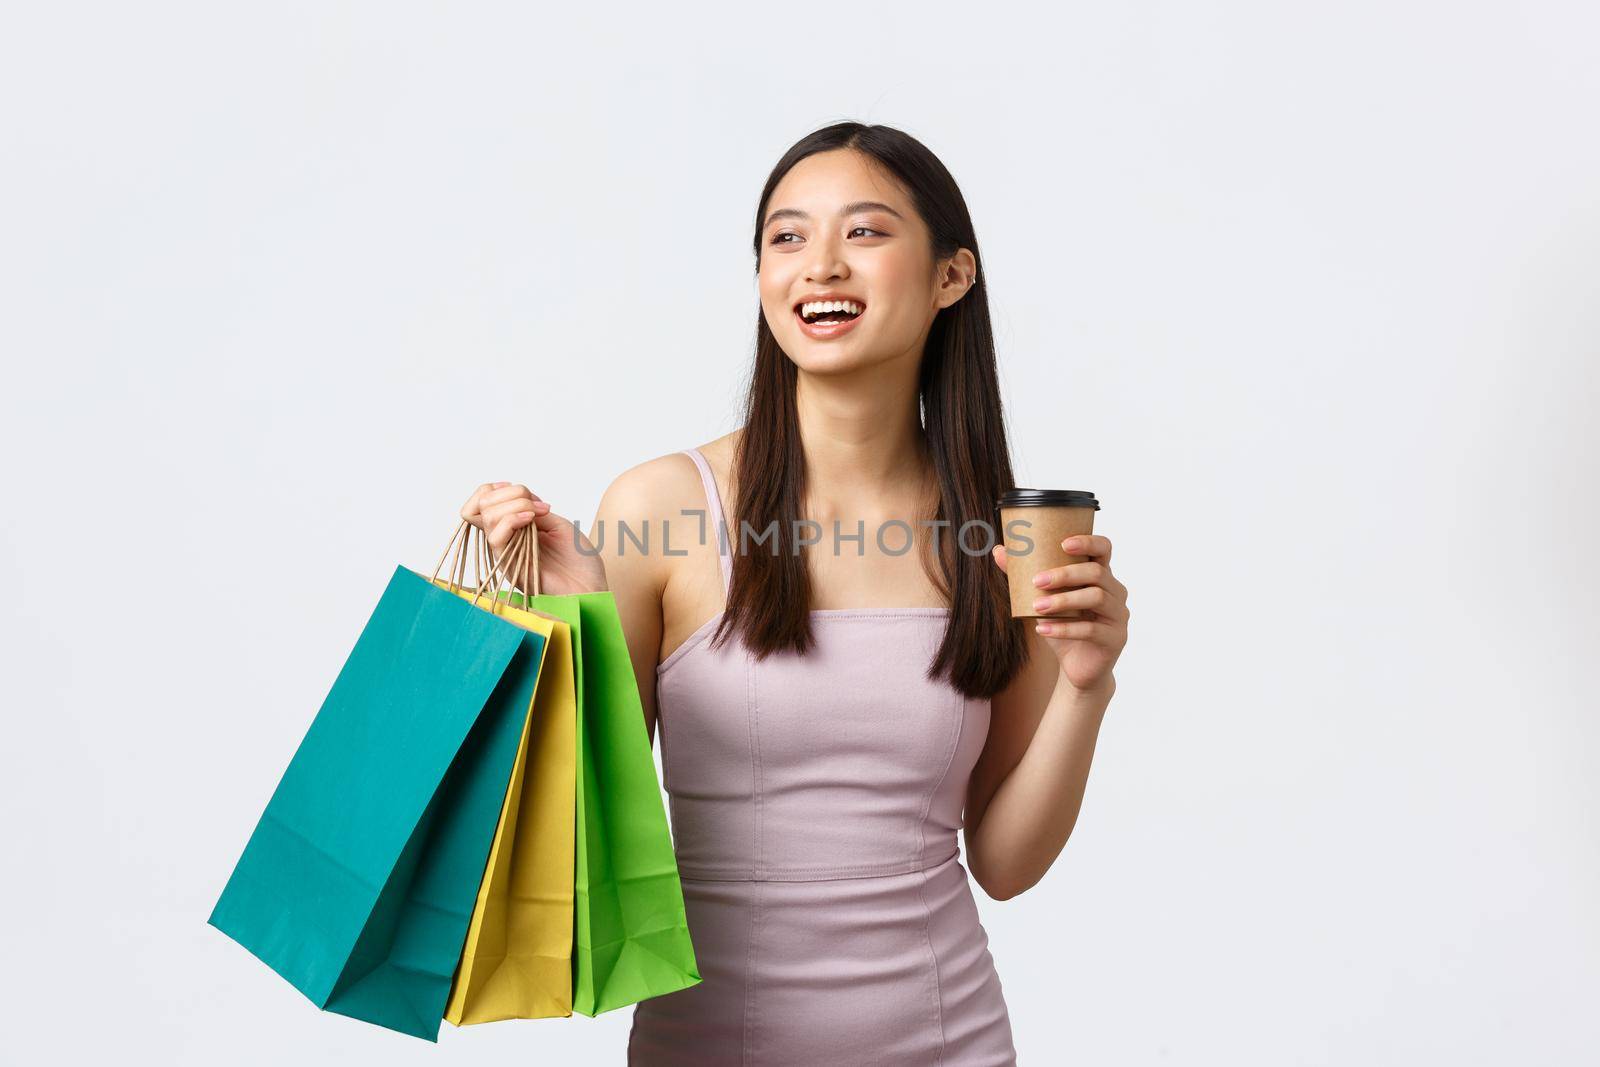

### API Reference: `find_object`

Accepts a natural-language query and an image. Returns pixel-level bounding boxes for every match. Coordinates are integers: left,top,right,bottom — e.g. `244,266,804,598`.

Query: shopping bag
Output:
495,576,702,1015
437,584,577,1024
208,526,552,1042
444,514,698,1019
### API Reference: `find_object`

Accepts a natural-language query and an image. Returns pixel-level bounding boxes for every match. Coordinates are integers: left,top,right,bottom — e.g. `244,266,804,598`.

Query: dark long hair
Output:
709,121,1028,700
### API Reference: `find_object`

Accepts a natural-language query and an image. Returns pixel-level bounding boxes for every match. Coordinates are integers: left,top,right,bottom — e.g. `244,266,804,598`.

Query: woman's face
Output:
758,149,969,376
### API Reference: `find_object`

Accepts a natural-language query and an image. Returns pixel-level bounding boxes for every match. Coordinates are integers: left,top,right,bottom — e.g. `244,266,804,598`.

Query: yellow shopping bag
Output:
429,521,579,1024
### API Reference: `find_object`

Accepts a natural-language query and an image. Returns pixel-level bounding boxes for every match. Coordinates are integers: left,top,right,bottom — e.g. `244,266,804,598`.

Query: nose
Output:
802,234,849,285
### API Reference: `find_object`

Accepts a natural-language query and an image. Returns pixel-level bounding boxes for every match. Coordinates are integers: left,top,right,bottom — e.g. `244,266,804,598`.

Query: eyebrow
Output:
763,200,906,230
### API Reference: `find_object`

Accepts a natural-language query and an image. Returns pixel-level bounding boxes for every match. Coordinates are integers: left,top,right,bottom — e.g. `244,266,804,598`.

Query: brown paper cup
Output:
997,489,1101,620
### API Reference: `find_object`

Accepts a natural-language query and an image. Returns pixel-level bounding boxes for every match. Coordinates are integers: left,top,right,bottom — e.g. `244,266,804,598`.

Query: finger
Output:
482,496,550,528
479,484,539,511
482,499,547,529
1035,617,1119,641
496,511,539,553
991,544,1008,574
505,483,542,504
461,481,511,521
1030,584,1127,622
487,510,537,551
486,513,516,552
527,505,568,535
1039,564,1124,602
1032,560,1107,592
1061,534,1112,564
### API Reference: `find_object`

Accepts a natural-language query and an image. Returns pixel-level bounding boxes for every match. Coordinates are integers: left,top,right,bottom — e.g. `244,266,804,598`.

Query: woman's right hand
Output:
460,481,608,597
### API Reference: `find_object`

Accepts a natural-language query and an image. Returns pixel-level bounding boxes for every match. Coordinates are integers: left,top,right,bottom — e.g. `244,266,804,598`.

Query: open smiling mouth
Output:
793,300,866,335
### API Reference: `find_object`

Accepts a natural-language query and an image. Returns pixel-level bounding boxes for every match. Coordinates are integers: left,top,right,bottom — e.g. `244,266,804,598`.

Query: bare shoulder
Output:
607,431,738,518
593,447,716,583
596,453,700,537
596,450,699,517
691,431,741,499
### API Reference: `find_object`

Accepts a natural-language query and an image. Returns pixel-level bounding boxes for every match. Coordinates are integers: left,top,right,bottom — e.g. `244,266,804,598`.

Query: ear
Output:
934,248,978,310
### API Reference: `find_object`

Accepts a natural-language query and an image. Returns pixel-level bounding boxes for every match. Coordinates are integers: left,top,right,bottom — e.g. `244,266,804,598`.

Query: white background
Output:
4,2,1597,1063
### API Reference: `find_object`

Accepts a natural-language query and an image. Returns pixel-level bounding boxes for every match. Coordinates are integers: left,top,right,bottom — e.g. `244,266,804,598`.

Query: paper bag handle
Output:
428,516,541,612
486,519,542,602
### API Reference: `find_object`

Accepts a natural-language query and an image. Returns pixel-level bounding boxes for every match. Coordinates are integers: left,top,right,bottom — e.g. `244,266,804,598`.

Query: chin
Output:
782,340,893,376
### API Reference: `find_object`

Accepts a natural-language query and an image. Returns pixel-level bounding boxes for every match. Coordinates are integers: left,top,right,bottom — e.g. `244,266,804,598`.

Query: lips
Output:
793,302,866,340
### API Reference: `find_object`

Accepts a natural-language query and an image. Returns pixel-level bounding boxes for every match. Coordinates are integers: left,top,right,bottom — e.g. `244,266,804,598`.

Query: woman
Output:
461,122,1130,1064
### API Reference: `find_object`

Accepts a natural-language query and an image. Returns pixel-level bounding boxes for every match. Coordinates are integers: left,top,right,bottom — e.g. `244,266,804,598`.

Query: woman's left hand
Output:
994,534,1129,693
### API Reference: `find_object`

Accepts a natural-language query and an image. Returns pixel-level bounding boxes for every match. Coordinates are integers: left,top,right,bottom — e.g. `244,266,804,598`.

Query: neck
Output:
789,354,932,519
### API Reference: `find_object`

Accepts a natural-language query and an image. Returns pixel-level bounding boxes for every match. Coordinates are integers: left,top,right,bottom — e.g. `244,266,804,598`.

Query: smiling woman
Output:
469,120,1127,1066
602,123,1124,1066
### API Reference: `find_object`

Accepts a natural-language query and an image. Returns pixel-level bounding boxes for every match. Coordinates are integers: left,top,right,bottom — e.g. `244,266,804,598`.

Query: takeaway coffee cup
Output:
996,488,1102,619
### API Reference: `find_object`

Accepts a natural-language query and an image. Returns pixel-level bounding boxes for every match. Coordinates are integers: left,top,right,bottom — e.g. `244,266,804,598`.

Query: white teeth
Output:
798,299,864,321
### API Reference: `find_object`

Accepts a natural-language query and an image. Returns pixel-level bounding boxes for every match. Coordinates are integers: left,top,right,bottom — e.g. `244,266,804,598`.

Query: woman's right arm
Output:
590,466,671,748
460,471,670,746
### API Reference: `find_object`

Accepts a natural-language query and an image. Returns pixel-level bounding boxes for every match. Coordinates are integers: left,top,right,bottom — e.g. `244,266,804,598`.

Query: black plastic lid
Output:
996,488,1100,510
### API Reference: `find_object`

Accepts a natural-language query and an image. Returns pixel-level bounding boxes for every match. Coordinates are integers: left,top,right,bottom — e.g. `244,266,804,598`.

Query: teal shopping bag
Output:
207,563,548,1042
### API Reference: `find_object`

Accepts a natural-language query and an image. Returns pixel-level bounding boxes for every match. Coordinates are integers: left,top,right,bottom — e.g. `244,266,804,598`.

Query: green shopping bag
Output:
499,585,702,1015
208,528,551,1042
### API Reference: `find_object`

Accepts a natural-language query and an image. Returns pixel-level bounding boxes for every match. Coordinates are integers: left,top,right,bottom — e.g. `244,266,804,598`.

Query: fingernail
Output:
1062,538,1079,551
1033,573,1049,587
1032,597,1050,612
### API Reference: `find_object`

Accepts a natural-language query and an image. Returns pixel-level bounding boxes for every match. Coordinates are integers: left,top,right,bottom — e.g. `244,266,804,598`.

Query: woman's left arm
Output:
963,533,1130,900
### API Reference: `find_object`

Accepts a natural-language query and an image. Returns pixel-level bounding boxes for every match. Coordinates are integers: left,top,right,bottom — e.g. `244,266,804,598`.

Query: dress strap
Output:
680,447,732,595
